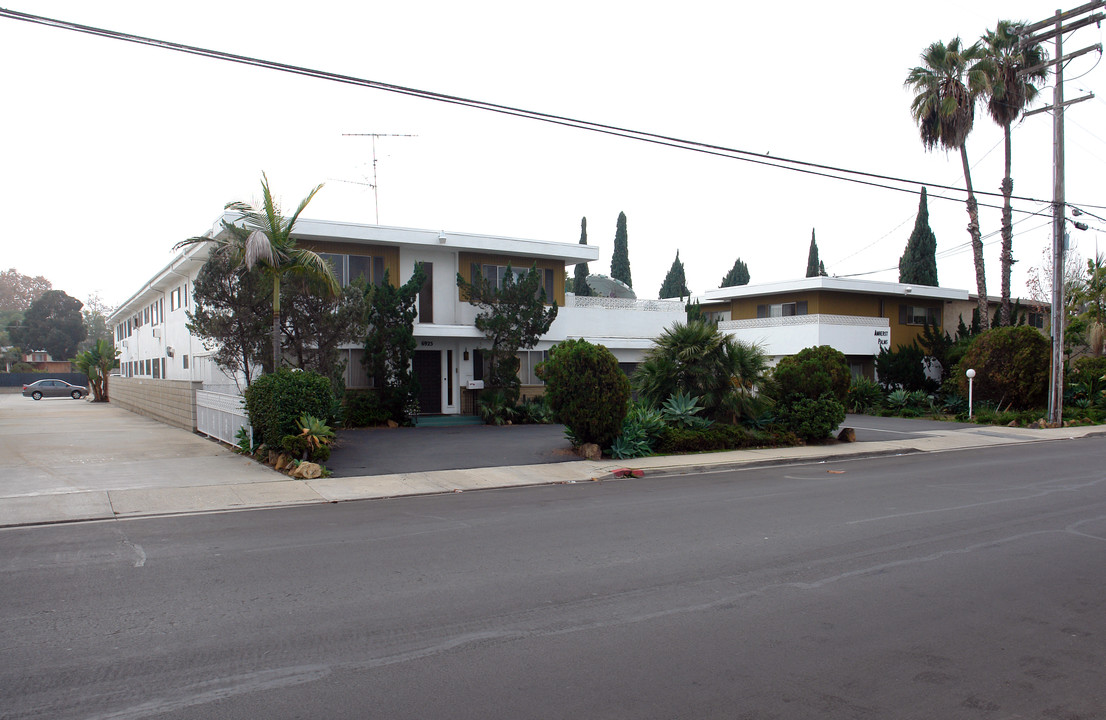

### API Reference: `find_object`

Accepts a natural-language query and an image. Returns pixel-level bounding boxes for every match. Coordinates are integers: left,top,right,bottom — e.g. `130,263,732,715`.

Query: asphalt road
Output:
2,438,1105,719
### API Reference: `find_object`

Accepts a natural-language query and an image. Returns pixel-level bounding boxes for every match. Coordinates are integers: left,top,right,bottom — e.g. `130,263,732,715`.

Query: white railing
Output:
718,314,889,330
196,389,251,447
569,295,686,312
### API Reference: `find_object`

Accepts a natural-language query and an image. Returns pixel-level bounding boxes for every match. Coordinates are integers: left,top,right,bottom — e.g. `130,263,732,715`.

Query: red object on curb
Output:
613,468,644,478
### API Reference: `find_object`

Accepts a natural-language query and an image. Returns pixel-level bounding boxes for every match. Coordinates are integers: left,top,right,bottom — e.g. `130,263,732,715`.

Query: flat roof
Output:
697,276,968,303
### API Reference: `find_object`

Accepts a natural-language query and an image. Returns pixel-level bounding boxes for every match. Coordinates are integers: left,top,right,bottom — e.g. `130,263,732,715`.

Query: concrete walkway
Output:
2,391,1102,528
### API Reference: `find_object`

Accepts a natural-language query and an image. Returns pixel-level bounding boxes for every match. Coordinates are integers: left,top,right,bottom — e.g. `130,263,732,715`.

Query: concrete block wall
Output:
111,377,203,431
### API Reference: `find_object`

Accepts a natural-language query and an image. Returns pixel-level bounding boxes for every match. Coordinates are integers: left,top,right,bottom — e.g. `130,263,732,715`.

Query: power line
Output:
0,7,1074,215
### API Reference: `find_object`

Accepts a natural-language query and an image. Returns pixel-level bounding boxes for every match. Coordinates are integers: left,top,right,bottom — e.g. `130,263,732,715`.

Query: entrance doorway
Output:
413,350,442,414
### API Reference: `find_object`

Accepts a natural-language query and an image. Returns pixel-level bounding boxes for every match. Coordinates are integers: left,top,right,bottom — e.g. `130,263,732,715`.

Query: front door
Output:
413,350,442,414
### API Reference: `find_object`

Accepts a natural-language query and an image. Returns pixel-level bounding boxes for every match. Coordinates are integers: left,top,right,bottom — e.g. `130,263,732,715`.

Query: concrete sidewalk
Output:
2,391,1103,528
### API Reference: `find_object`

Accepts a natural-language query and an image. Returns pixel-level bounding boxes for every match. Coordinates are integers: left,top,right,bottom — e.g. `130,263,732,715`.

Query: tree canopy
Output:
11,289,86,359
611,211,632,288
457,264,558,404
899,188,939,286
573,217,591,297
364,266,426,420
720,258,750,288
806,229,827,277
0,268,51,312
658,251,689,299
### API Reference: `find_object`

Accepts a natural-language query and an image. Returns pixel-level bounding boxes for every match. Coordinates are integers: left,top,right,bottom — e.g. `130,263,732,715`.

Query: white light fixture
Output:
966,368,976,419
438,231,447,243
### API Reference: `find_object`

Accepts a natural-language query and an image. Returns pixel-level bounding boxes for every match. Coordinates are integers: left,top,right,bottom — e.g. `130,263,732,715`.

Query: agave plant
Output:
289,414,335,461
886,389,911,410
661,391,713,429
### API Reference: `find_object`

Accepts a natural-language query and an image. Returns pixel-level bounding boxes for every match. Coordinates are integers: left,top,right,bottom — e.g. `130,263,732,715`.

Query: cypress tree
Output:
720,258,751,287
573,216,591,297
898,187,939,286
611,211,632,288
805,229,827,277
659,251,690,299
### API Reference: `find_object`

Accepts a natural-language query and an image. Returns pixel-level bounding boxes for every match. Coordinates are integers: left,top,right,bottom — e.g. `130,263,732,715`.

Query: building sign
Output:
420,341,435,347
874,329,890,351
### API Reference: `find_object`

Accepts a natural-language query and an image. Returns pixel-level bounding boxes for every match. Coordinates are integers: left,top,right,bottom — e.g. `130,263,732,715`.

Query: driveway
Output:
327,423,581,477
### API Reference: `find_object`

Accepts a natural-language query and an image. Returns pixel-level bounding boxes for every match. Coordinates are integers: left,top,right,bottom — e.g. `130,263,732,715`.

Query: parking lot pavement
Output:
0,392,281,524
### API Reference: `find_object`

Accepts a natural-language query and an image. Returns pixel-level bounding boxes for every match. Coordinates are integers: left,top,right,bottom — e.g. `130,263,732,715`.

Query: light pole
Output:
966,368,976,419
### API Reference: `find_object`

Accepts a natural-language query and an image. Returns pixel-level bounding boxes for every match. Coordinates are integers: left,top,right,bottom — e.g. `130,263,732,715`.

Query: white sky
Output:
2,1,1104,311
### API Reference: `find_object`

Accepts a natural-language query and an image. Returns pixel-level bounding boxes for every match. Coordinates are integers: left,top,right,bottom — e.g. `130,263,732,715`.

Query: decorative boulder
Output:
579,443,602,461
836,427,856,443
290,462,322,479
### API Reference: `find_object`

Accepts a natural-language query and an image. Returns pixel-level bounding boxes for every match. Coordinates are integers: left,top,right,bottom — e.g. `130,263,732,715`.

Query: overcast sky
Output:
2,1,1104,311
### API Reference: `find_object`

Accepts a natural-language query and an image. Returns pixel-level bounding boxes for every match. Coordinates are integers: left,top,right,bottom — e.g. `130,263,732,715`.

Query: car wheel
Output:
32,391,42,401
72,390,83,400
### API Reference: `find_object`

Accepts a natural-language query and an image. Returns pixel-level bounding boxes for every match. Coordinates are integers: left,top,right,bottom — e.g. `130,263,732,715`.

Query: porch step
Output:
414,414,485,428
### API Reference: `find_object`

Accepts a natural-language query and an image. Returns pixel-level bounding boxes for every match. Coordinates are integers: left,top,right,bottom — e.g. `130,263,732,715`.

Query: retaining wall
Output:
110,376,203,431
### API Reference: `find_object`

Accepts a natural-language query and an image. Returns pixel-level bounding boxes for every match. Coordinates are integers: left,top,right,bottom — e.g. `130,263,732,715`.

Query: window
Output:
517,350,549,385
899,305,940,326
471,263,555,302
418,263,434,323
348,255,386,287
170,287,182,311
182,354,189,370
145,359,152,376
1028,311,1045,329
152,358,161,379
756,301,808,318
319,253,346,286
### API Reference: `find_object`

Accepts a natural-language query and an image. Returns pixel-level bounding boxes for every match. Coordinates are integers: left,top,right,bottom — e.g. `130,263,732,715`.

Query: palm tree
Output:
905,38,989,323
634,320,768,422
73,338,119,402
177,173,339,372
977,21,1047,326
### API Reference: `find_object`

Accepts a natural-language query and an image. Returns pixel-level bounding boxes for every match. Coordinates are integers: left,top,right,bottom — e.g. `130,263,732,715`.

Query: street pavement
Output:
2,390,1103,528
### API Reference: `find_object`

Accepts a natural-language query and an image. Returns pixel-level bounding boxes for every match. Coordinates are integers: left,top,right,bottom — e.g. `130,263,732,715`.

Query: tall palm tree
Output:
905,38,989,323
176,173,339,372
976,21,1047,326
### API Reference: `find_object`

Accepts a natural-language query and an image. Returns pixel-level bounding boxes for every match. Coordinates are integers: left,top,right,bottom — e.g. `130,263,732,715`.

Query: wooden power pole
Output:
1018,2,1104,426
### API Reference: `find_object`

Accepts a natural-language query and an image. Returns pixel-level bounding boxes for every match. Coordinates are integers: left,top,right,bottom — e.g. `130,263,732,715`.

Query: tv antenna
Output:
341,133,417,224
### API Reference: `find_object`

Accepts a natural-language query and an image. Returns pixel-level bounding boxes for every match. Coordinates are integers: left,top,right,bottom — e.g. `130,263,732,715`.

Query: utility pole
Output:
1017,2,1104,426
341,133,417,224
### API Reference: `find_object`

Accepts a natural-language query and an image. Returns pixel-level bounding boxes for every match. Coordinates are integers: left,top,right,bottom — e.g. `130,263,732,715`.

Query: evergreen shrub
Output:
956,326,1050,409
654,425,799,454
773,345,850,403
343,389,390,427
774,393,846,441
537,339,630,447
244,368,335,450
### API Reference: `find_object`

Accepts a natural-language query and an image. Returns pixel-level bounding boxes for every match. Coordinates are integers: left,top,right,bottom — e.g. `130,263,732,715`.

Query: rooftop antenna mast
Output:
341,133,417,224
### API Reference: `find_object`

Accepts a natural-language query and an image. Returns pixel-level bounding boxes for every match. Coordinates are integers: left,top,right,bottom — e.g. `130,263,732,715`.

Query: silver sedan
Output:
22,379,88,400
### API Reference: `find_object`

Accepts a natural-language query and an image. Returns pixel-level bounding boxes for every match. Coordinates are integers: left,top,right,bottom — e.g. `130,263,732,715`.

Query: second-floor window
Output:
900,305,940,326
756,301,808,318
319,253,387,287
471,264,555,300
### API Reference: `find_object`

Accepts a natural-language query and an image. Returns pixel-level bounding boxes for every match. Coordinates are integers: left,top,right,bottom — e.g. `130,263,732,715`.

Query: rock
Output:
836,427,856,443
290,462,322,479
274,453,292,471
579,443,602,460
387,420,399,429
1007,420,1019,427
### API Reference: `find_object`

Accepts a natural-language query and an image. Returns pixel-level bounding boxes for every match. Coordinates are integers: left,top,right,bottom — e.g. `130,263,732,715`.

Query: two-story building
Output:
108,214,686,424
696,277,968,377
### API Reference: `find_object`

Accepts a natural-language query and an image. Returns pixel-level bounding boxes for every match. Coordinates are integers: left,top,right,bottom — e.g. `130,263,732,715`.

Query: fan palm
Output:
905,38,989,323
72,338,119,402
976,21,1047,326
176,173,339,372
634,320,768,422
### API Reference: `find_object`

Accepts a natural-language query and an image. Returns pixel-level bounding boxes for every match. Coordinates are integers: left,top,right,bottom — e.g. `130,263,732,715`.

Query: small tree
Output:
283,277,367,393
537,339,630,448
658,251,690,299
806,229,828,277
956,326,1050,409
611,211,632,288
573,217,592,297
899,188,939,286
364,266,426,421
457,264,558,405
73,339,119,402
187,247,272,388
720,258,750,287
11,289,86,360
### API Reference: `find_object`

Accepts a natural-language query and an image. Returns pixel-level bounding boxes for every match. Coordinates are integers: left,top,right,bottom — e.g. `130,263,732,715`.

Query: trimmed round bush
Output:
537,338,630,447
956,326,1050,410
775,393,846,441
244,368,336,450
773,345,851,403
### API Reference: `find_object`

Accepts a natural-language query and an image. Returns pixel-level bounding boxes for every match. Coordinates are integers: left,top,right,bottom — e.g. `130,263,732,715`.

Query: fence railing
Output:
196,390,251,447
